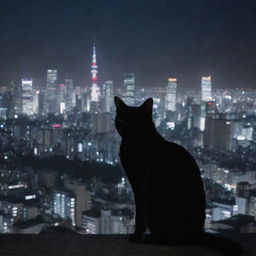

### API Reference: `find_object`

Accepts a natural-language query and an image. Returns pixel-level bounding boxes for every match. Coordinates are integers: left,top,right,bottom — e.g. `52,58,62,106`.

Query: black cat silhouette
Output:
114,96,242,256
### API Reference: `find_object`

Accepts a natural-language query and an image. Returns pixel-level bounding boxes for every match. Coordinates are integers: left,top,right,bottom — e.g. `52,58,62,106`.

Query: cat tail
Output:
196,232,243,256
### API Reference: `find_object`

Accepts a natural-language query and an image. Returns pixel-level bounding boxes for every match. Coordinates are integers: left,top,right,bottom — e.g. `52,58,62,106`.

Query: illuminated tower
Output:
122,73,135,106
166,78,177,111
52,189,76,227
45,69,58,114
201,76,212,102
65,79,75,112
21,79,38,115
90,41,100,112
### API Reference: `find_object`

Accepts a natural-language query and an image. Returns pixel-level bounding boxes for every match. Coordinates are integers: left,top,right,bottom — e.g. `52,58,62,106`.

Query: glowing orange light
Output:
168,78,177,82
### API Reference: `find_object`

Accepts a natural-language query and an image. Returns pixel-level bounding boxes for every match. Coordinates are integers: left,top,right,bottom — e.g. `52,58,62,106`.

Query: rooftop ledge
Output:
0,234,255,256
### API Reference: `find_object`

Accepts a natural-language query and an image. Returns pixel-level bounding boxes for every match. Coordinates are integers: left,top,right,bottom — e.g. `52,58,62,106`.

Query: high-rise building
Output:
64,180,91,228
186,99,203,131
90,42,100,112
65,79,75,112
82,209,133,234
0,81,17,119
102,81,114,113
21,79,37,115
165,78,177,111
201,76,212,102
0,214,14,233
57,83,66,114
0,197,24,223
81,87,90,112
52,189,76,227
0,90,8,120
8,81,22,116
122,73,135,106
38,87,45,116
204,115,233,151
91,112,113,135
45,69,58,114
82,209,100,234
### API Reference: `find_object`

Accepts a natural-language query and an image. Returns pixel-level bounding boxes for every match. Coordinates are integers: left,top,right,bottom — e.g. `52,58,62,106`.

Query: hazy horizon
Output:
1,0,256,89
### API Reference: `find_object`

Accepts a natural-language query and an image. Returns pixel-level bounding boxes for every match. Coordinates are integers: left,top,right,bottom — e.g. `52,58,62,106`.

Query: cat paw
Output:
129,234,143,243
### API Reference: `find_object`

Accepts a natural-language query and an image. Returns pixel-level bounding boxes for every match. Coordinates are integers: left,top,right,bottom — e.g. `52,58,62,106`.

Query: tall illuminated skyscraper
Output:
21,79,38,115
201,76,212,102
165,78,177,111
45,69,58,114
122,73,135,106
65,79,75,112
52,189,76,227
102,81,114,113
58,83,66,114
90,41,100,112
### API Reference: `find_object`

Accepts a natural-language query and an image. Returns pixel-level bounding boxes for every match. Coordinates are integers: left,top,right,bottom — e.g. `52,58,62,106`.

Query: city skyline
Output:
1,78,256,235
1,61,256,235
1,1,256,89
2,0,256,238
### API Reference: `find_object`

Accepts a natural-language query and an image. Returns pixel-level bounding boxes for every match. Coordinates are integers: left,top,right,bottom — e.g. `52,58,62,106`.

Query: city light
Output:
0,44,255,238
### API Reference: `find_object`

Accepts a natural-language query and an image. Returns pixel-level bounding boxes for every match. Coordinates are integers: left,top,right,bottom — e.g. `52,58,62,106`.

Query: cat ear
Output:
114,96,127,110
140,98,153,114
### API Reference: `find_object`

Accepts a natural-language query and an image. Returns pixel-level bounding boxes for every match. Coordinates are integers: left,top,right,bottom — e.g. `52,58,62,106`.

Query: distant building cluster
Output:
1,44,256,234
82,208,133,234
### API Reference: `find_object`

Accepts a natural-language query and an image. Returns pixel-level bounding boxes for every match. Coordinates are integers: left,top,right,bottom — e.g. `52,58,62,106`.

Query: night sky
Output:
1,0,256,89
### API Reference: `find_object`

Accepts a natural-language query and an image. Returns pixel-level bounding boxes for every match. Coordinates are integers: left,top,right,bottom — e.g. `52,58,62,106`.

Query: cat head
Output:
114,96,154,137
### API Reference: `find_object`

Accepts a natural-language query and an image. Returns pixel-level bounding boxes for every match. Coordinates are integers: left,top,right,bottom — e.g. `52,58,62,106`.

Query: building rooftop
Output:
13,218,46,229
212,198,236,205
212,214,256,233
0,233,254,256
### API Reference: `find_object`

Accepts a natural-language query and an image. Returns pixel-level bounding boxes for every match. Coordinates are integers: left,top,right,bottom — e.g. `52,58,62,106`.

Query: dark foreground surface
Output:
0,234,255,256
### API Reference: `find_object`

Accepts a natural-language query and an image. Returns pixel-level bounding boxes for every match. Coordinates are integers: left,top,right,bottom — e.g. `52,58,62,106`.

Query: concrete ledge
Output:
0,234,253,256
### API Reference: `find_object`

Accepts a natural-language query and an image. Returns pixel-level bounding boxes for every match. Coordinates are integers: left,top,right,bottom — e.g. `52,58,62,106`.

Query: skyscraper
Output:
65,79,75,112
58,83,66,114
45,69,58,114
204,115,232,151
21,79,37,115
64,180,91,228
102,81,114,113
52,189,76,227
122,73,135,106
165,78,177,111
201,76,212,102
90,42,100,112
